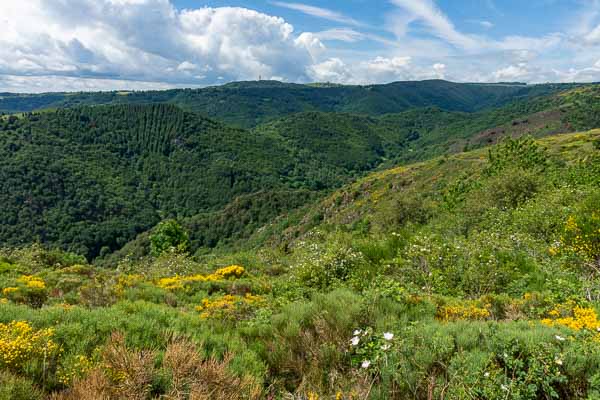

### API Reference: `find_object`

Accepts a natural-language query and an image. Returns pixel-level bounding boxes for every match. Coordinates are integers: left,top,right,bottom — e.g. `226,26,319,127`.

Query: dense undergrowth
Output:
0,131,598,399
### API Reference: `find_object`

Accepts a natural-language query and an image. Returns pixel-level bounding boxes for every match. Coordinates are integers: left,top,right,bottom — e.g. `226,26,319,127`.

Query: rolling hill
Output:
2,83,600,261
0,80,583,128
0,128,598,399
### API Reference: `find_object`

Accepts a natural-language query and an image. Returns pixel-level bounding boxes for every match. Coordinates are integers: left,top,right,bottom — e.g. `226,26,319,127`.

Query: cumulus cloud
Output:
308,58,352,83
4,0,600,91
432,63,446,79
493,64,530,81
0,0,326,90
308,56,450,84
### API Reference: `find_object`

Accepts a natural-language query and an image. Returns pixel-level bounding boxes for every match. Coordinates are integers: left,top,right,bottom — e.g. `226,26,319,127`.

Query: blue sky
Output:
173,0,569,39
3,0,600,92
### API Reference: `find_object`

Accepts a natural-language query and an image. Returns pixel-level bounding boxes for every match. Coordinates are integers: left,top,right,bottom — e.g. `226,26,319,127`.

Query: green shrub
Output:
486,167,544,209
486,136,548,176
0,371,43,400
149,220,190,257
294,241,367,289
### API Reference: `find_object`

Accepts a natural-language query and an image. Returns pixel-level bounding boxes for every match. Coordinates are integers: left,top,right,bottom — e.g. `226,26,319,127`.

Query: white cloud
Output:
0,0,325,89
584,25,600,45
270,1,364,27
493,64,530,81
432,63,446,78
314,29,397,47
4,0,600,91
360,56,412,82
0,74,187,92
308,56,450,84
308,58,352,83
468,20,494,29
295,32,327,61
314,28,366,43
389,0,481,50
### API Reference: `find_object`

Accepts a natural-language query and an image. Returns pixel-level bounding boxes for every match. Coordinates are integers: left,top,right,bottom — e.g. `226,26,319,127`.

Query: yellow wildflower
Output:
437,302,490,322
57,354,94,385
0,320,58,370
17,275,46,289
196,293,263,320
541,303,600,331
2,287,19,296
156,265,245,290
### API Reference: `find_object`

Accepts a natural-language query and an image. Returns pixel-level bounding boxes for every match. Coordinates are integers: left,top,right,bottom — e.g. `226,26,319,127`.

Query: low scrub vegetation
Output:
0,132,598,399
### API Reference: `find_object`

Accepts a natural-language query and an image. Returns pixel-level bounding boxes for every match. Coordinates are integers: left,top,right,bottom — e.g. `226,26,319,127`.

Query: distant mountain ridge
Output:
0,80,584,128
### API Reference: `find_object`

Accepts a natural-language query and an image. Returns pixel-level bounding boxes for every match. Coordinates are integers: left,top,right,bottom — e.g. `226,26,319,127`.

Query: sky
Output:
4,0,600,92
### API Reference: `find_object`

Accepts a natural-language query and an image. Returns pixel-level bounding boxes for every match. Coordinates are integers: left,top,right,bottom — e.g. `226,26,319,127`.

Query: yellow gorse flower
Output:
2,287,19,296
17,275,46,289
196,293,263,320
57,354,94,385
0,320,57,370
541,302,600,331
437,302,491,322
156,265,245,290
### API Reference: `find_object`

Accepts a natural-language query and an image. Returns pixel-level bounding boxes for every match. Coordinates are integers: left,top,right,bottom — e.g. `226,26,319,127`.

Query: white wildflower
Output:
353,329,362,336
361,360,371,369
350,336,360,346
555,335,566,341
383,332,394,341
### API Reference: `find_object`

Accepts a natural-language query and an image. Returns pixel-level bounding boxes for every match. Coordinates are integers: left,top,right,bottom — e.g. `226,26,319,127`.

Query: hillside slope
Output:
0,130,598,399
2,84,600,261
0,80,581,128
267,130,600,250
0,104,322,258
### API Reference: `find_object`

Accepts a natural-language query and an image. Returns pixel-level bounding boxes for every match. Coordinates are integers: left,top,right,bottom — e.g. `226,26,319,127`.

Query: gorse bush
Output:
554,193,600,267
486,167,544,209
485,136,548,176
0,321,58,372
0,130,598,398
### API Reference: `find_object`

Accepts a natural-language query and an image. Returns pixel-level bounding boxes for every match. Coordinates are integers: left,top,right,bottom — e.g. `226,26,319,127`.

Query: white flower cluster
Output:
350,329,395,369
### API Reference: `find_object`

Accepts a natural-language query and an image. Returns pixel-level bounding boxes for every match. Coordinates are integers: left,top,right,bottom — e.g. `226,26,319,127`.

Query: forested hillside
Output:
0,80,582,128
0,130,598,399
0,104,354,259
2,83,600,261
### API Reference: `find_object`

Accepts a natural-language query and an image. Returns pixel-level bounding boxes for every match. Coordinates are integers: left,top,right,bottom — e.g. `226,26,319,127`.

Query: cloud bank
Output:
3,0,600,91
